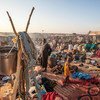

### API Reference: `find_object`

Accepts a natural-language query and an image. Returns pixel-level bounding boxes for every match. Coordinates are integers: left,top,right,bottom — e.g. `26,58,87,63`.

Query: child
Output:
63,56,72,85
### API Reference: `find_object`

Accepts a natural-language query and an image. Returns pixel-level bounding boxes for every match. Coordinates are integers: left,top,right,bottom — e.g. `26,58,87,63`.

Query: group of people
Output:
31,36,100,99
38,36,100,83
39,36,99,70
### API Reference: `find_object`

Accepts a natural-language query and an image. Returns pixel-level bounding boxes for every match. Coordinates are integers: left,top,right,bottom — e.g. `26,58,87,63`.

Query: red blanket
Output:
42,92,62,100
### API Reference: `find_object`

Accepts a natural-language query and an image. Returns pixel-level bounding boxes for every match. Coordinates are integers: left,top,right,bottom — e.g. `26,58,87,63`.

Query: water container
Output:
0,47,17,75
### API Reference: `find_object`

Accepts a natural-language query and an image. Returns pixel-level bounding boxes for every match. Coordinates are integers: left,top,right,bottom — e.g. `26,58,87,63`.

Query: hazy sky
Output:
0,0,100,33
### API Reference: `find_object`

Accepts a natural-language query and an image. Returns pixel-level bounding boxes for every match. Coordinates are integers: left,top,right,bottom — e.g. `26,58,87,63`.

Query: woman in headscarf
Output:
40,39,52,71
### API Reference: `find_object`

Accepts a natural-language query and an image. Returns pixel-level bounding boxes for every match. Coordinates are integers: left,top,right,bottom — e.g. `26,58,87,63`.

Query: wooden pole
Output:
25,7,35,33
6,7,35,99
6,11,26,99
11,40,22,100
6,11,18,36
19,50,26,100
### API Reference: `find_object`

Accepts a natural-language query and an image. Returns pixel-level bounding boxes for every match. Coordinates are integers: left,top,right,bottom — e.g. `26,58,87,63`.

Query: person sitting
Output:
74,52,80,61
84,40,96,52
68,41,73,51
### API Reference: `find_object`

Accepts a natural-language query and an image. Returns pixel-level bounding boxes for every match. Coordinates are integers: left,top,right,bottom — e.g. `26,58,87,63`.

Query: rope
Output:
6,43,16,58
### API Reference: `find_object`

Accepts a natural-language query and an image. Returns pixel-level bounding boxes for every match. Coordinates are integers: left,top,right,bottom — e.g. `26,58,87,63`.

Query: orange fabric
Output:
64,62,70,77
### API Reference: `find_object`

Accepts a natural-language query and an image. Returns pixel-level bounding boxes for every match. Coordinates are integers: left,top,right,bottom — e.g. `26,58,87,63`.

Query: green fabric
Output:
90,44,96,49
85,44,96,51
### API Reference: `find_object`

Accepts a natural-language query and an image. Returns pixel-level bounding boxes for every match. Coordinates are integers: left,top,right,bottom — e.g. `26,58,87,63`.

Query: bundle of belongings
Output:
49,51,67,74
72,72,91,80
28,66,46,98
91,49,100,58
50,61,64,74
48,53,57,68
0,74,15,98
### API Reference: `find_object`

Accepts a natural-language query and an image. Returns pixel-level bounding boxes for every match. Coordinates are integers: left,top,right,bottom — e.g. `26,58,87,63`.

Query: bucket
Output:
0,47,17,75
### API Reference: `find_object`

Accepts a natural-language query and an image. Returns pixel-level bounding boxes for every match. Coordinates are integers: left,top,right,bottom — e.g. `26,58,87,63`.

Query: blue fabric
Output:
2,76,11,83
50,54,56,58
40,89,46,95
72,72,91,80
62,53,67,58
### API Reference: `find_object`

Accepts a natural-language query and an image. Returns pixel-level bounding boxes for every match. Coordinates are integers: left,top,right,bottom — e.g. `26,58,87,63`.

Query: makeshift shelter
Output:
88,31,100,43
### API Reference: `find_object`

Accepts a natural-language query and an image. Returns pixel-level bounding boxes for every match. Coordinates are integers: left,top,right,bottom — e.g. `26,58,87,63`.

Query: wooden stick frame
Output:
6,11,18,36
6,7,35,100
25,7,35,33
7,7,35,34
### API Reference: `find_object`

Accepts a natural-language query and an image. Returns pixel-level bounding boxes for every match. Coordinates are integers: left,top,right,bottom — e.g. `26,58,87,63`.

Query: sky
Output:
0,0,100,34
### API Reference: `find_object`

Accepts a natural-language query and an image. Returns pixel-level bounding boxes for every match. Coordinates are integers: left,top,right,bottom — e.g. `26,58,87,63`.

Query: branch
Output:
25,7,35,33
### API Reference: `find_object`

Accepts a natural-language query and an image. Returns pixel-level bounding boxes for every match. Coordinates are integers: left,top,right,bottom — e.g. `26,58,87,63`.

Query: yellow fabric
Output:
64,62,70,77
12,37,18,43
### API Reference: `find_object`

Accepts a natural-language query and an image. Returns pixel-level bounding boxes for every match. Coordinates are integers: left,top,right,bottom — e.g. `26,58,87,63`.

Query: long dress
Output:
41,43,52,69
64,62,70,77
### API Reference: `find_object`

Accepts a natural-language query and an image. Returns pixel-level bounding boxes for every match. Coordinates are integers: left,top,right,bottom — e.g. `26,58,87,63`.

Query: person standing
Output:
40,38,52,71
58,57,72,87
68,41,73,51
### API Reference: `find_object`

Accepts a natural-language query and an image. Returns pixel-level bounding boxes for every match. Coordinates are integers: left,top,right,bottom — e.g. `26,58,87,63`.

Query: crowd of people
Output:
0,34,99,100
29,35,100,99
38,35,100,71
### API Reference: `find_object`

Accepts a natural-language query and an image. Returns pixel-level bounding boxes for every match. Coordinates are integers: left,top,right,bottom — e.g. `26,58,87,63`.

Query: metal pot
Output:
0,46,17,75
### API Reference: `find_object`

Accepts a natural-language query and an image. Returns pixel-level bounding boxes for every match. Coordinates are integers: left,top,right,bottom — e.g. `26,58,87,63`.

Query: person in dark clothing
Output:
41,39,52,71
